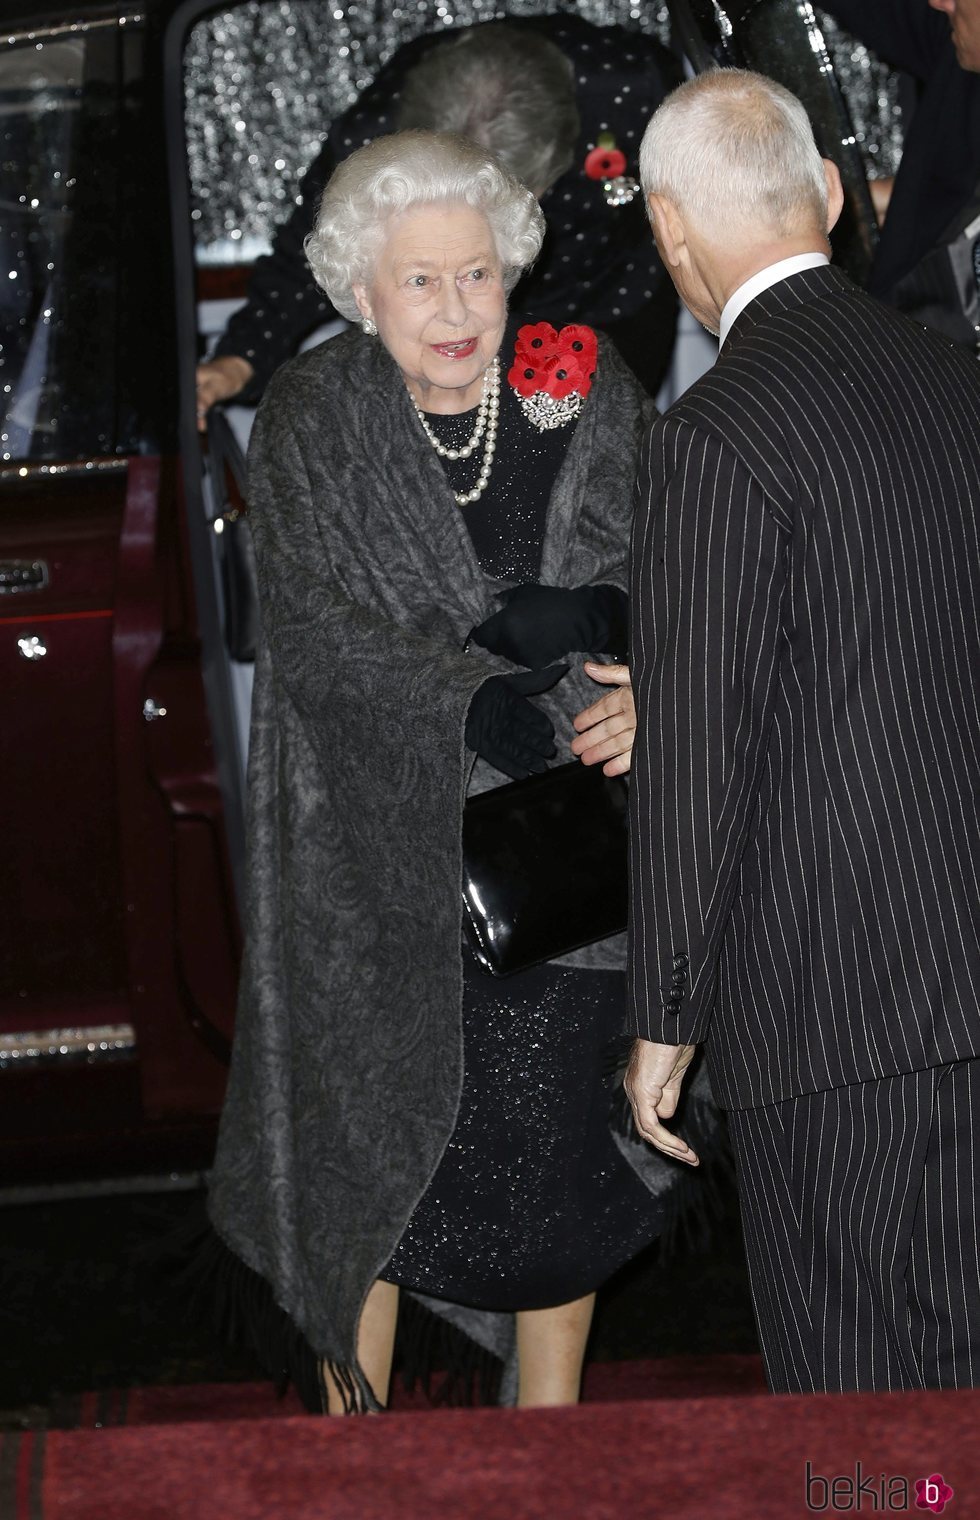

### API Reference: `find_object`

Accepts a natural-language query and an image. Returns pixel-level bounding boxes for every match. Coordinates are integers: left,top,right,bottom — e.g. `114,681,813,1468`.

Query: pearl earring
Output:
361,317,377,337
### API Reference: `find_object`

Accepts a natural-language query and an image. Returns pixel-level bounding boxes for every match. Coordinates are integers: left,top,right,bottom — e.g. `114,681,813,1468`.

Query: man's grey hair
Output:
305,130,546,322
397,24,579,196
639,70,828,241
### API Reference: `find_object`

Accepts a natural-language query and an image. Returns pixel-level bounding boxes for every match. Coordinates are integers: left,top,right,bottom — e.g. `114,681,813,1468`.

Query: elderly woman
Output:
207,130,712,1413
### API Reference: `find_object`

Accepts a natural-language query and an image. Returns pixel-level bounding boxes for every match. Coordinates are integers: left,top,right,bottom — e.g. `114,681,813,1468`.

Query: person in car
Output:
206,129,716,1413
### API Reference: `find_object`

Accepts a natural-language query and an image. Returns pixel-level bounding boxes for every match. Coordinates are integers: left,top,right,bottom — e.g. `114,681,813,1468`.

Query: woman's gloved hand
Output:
465,664,568,779
467,583,628,668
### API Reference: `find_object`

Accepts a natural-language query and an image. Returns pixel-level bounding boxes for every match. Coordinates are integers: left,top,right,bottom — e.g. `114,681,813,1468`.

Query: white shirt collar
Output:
718,252,830,349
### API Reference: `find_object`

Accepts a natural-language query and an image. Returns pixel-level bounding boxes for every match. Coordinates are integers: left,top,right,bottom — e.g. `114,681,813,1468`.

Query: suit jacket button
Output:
666,999,681,1014
672,952,689,969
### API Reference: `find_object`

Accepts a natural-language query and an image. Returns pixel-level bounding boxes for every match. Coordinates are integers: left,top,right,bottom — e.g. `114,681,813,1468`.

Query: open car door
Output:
0,5,240,1182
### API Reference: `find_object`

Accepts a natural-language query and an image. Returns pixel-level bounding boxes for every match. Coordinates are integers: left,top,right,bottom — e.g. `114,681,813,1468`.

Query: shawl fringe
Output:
396,1294,504,1407
177,1218,381,1415
603,1035,734,1258
321,1358,384,1417
655,1101,735,1259
177,1213,504,1413
187,1224,323,1411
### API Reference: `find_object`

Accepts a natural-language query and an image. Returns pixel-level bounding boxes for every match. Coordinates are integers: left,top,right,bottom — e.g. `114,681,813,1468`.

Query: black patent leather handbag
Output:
461,760,629,976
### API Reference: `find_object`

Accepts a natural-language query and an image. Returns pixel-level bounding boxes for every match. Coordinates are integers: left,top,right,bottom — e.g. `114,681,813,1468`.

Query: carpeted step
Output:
2,1387,975,1520
57,1354,768,1429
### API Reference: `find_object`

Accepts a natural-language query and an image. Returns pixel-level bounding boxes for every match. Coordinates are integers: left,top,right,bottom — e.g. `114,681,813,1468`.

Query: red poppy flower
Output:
543,359,585,400
509,351,557,397
550,326,597,398
510,323,597,401
559,324,598,370
515,321,560,362
584,144,627,181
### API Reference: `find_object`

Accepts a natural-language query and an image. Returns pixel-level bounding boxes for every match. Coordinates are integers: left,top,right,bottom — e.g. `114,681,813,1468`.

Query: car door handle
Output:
0,559,48,593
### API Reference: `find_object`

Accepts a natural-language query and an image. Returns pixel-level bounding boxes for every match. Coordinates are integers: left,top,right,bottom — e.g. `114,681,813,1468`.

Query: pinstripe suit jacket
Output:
628,263,980,1111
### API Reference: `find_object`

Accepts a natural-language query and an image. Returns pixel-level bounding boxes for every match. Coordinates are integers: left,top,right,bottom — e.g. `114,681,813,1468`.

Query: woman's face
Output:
353,203,508,415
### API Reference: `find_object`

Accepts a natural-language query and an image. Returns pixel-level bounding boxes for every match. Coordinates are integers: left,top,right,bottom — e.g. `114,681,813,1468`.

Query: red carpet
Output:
60,1354,769,1428
3,1387,977,1519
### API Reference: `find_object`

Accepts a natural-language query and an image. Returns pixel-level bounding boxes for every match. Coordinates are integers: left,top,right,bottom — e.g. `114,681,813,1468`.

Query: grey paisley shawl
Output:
208,324,712,1406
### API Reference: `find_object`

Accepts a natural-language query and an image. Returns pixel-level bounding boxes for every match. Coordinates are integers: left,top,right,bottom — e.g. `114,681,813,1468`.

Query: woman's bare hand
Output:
196,355,255,430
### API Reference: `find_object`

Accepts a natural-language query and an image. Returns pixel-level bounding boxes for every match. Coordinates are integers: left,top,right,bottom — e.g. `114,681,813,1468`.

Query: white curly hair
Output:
304,130,546,322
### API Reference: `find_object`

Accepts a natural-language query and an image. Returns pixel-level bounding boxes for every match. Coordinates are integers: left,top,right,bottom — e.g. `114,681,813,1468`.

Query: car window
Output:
0,28,119,463
183,1,677,270
183,3,903,273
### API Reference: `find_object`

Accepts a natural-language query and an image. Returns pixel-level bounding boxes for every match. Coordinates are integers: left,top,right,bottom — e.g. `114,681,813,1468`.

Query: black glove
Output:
465,664,568,780
467,583,628,668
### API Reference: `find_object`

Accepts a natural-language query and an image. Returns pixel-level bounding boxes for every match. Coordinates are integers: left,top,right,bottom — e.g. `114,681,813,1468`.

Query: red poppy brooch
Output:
508,322,598,431
583,132,640,208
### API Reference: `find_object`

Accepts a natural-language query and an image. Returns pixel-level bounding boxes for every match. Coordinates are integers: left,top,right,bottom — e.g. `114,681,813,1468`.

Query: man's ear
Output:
352,282,373,324
647,193,686,269
822,158,845,235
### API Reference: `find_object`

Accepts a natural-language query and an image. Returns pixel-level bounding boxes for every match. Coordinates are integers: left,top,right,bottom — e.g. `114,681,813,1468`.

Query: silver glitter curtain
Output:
184,1,904,263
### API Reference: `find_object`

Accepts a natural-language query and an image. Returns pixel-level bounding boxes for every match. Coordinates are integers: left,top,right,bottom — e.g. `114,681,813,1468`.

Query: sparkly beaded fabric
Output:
383,950,662,1310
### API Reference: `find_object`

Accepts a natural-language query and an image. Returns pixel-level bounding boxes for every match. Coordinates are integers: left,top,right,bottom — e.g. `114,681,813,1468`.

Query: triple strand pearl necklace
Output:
412,357,500,506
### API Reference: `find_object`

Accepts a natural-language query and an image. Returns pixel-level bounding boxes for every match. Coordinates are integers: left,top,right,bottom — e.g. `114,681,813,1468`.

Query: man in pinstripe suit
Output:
623,70,980,1393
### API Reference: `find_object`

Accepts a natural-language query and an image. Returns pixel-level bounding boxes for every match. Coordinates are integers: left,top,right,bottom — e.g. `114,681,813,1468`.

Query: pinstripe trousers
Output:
727,1058,980,1393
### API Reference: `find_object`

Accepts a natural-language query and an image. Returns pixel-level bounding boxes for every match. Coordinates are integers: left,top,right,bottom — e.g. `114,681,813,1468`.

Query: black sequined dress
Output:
381,350,663,1312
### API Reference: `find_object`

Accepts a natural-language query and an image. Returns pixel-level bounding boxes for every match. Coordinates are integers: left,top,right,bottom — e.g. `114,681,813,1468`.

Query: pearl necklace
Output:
413,358,500,506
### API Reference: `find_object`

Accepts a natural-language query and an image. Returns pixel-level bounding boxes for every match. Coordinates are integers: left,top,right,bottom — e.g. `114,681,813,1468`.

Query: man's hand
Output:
570,661,636,775
624,1039,700,1165
196,355,255,430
